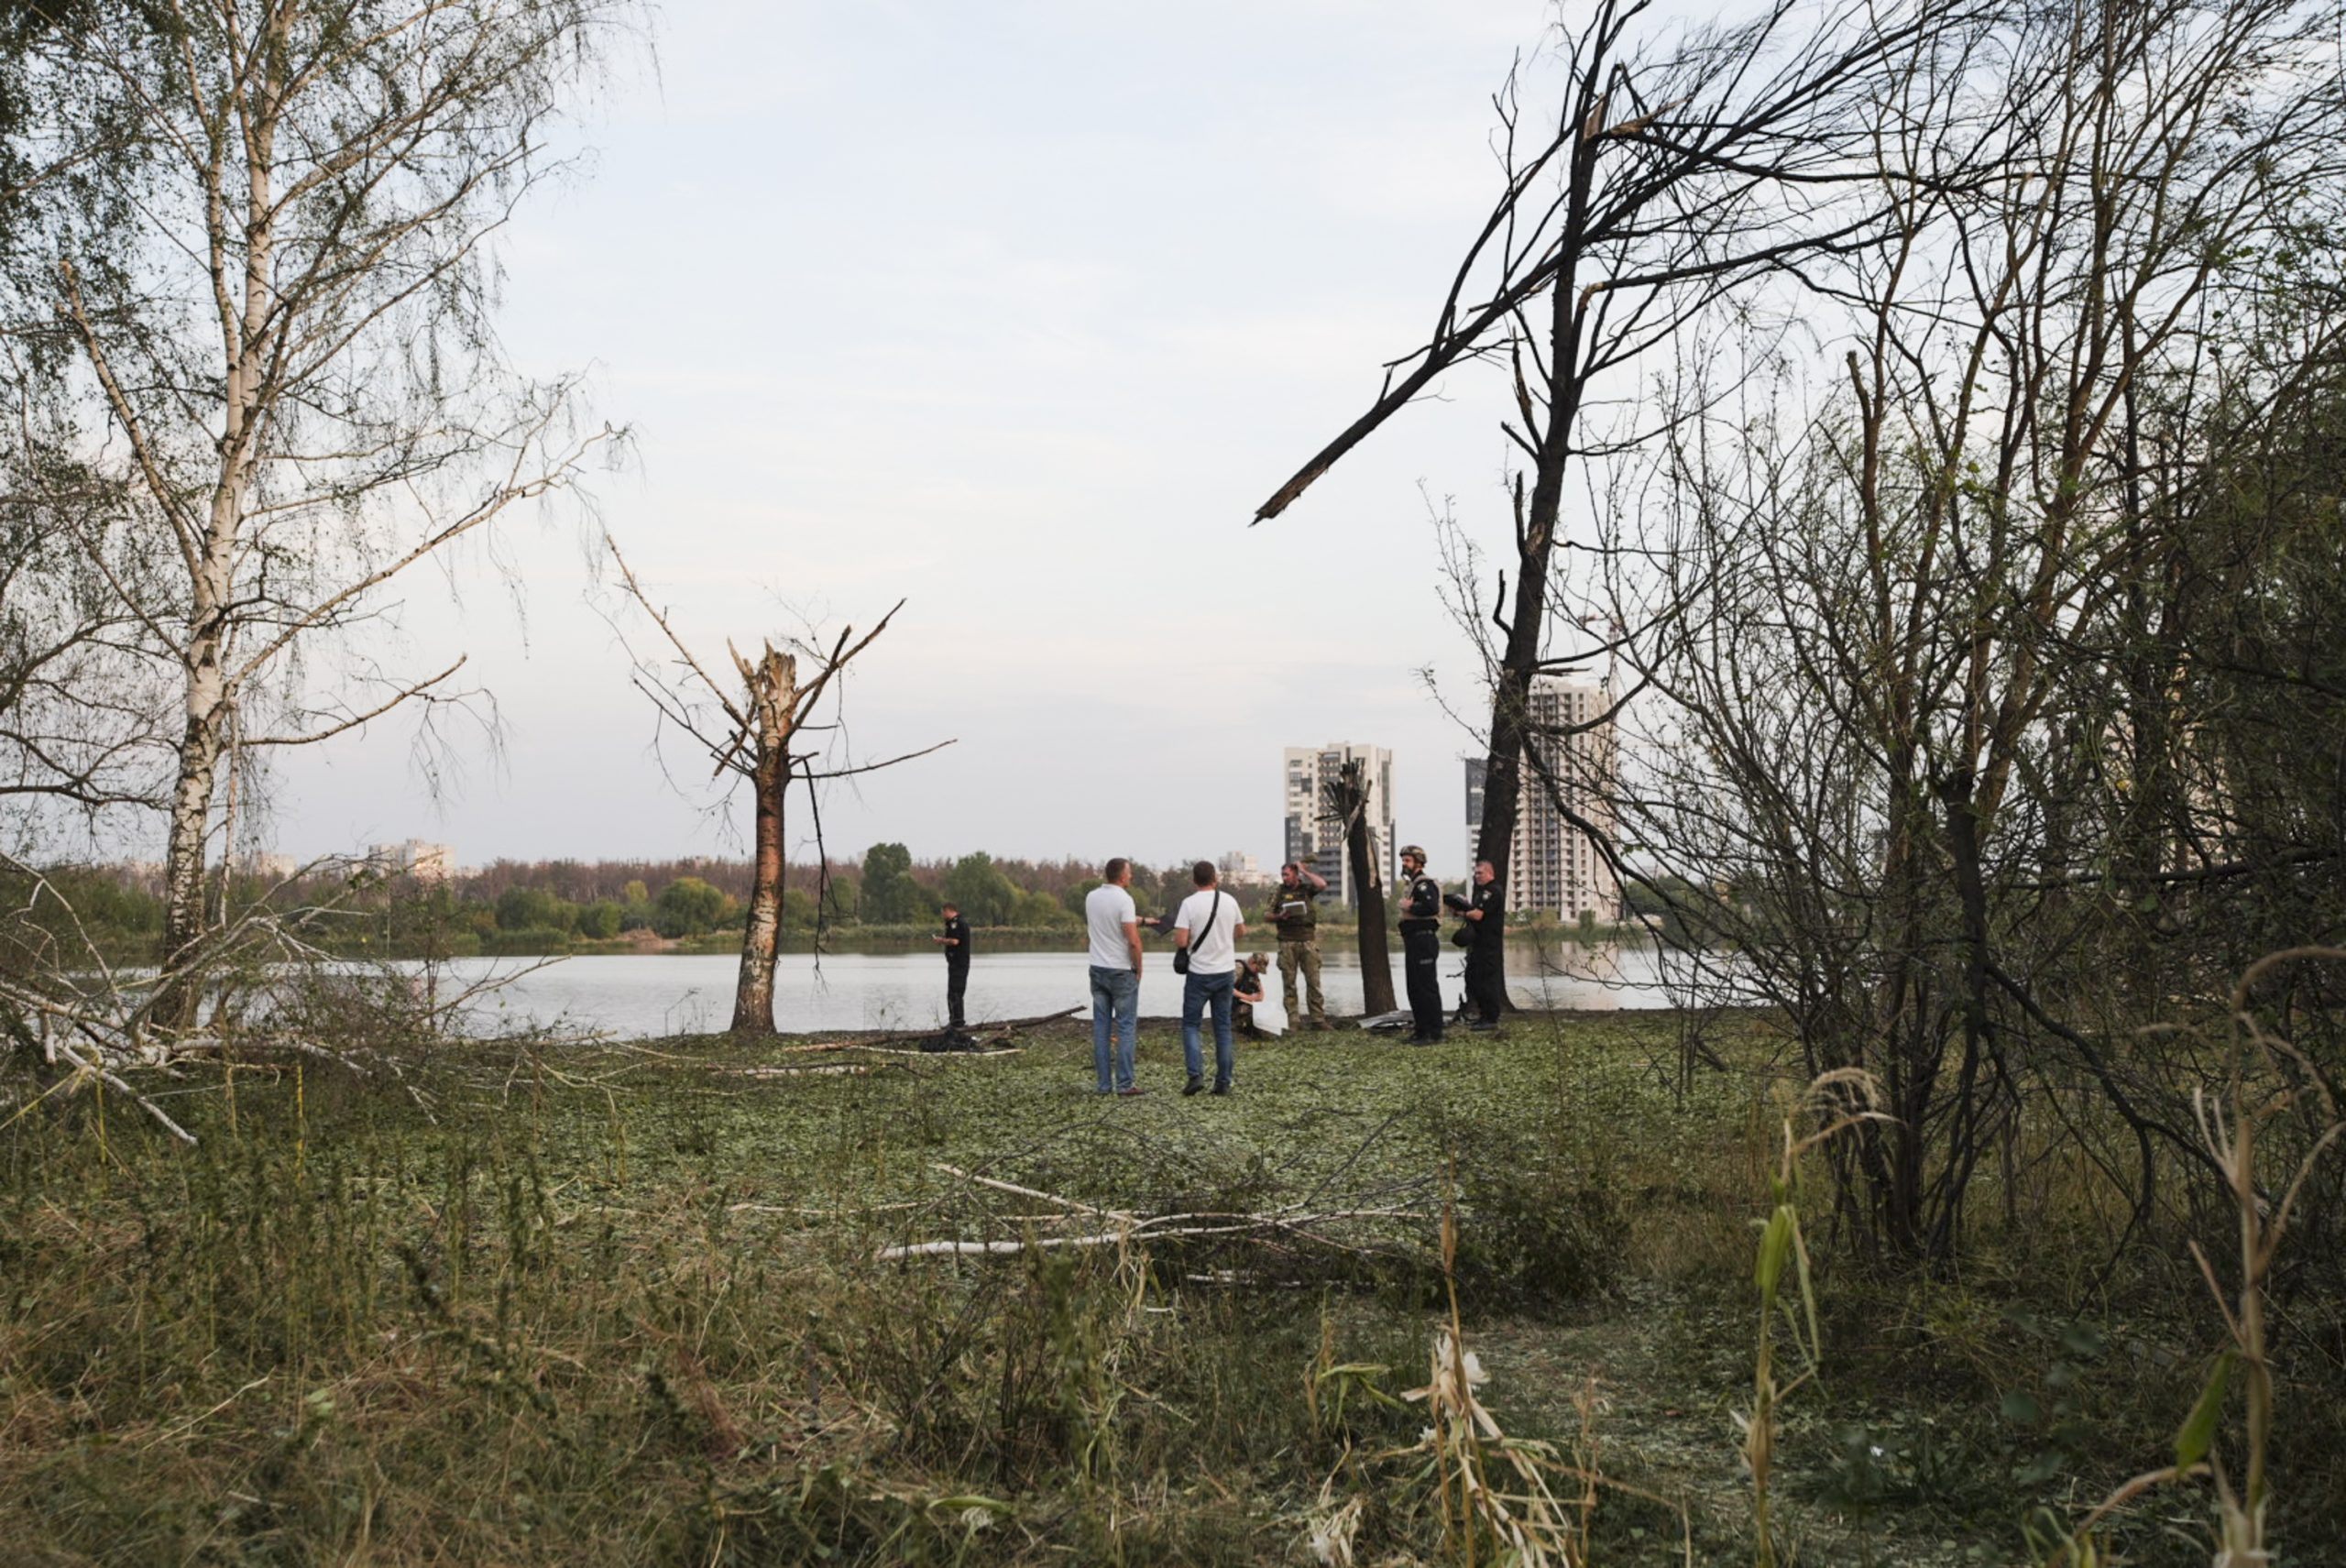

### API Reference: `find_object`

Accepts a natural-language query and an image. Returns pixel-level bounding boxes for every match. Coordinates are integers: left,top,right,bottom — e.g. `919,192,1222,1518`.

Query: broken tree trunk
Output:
730,643,799,1035
1329,760,1398,1014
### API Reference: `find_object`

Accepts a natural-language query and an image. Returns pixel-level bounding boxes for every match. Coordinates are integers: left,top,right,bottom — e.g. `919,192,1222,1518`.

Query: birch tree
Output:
36,0,629,1026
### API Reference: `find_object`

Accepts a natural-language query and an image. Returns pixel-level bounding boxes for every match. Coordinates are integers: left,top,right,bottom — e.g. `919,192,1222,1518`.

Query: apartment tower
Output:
1463,676,1618,920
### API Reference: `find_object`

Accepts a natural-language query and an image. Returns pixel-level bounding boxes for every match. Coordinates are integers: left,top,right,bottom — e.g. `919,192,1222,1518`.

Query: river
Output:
400,941,1683,1038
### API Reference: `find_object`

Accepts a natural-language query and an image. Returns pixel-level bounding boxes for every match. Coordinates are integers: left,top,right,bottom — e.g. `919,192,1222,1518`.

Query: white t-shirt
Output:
1084,883,1139,970
1174,888,1243,974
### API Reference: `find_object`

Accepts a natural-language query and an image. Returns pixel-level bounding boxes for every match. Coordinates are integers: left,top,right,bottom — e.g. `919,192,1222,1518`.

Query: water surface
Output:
401,941,1681,1038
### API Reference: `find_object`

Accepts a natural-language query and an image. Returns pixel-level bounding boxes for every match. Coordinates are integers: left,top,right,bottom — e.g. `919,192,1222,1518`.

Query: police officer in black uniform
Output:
932,902,972,1033
1461,859,1507,1030
1397,845,1444,1044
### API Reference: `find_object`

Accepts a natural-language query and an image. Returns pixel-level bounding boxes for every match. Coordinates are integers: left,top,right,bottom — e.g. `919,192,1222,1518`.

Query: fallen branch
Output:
874,1206,1427,1262
48,1037,198,1146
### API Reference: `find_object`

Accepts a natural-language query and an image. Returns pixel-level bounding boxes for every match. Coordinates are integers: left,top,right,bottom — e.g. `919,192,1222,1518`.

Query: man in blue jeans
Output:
1172,860,1247,1096
1082,857,1146,1095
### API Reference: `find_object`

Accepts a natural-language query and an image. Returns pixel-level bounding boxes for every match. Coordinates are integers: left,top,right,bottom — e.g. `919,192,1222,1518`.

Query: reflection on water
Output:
397,941,1683,1039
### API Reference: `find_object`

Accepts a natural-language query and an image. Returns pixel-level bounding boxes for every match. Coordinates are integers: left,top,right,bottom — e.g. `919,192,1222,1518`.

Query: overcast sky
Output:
266,0,1596,874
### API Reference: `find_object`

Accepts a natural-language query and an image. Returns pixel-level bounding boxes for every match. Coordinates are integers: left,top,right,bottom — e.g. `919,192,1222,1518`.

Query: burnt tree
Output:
1324,760,1397,1015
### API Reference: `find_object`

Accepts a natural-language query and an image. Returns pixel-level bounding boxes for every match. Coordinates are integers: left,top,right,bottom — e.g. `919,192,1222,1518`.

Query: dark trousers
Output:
946,963,969,1028
1402,926,1444,1040
1466,942,1507,1023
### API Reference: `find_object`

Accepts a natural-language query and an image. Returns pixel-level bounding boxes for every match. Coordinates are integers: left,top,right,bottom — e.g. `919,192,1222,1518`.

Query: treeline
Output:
9,850,1649,964
2,848,1294,961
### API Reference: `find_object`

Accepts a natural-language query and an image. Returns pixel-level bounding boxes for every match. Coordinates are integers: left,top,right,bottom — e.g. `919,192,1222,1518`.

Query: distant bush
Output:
1007,888,1075,928
497,885,576,933
577,900,623,939
654,877,729,937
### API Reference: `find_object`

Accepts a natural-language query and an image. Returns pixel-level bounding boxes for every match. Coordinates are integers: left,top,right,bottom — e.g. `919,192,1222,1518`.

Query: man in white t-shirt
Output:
1172,859,1246,1096
1082,857,1146,1095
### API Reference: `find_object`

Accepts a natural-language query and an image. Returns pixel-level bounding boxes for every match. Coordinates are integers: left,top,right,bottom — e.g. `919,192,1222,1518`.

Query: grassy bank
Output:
4,1012,2339,1564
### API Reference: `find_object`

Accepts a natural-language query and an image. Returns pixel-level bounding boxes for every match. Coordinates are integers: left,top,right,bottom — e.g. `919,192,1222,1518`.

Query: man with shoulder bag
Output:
1172,860,1247,1096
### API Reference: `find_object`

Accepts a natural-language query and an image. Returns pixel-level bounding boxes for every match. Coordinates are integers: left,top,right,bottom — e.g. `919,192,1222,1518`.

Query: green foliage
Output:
653,876,729,938
0,866,163,968
1012,887,1077,928
496,885,576,933
576,899,622,939
1445,1134,1624,1312
860,841,919,924
1062,878,1101,917
942,851,1015,927
822,869,860,922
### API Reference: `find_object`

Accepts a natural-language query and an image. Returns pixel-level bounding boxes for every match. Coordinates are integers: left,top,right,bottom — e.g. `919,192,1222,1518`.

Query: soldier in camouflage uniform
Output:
1266,860,1332,1030
1233,951,1273,1038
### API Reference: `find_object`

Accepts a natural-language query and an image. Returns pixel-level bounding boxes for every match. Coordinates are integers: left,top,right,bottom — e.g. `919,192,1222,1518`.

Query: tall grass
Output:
5,998,2344,1564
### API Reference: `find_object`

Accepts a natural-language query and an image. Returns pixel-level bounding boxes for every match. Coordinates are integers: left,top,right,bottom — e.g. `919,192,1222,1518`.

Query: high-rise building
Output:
1281,743,1395,907
1463,677,1619,921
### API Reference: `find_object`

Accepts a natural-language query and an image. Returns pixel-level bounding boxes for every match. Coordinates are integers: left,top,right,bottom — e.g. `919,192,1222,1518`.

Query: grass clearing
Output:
4,1010,2340,1563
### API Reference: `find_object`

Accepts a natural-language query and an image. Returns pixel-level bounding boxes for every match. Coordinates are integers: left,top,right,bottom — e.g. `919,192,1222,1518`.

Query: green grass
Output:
3,1012,2341,1564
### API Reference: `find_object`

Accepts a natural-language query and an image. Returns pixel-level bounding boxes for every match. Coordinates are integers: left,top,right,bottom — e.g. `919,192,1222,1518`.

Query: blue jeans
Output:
1090,965,1139,1091
1180,970,1236,1088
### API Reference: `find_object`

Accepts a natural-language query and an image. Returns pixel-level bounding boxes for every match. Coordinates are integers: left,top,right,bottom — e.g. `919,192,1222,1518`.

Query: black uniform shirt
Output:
1469,880,1506,947
941,915,971,967
1399,873,1442,931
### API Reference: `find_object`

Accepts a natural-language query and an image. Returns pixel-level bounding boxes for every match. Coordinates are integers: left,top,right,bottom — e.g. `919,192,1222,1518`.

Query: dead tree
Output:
1254,0,1967,1001
607,538,948,1036
1323,759,1397,1014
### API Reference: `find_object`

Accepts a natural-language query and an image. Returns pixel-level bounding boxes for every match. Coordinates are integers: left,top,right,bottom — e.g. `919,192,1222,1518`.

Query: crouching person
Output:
1233,951,1273,1038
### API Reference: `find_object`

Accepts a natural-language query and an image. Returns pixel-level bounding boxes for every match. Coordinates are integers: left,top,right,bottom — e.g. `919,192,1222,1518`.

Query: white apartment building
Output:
367,839,455,883
1464,677,1619,921
1215,850,1276,891
1281,743,1395,906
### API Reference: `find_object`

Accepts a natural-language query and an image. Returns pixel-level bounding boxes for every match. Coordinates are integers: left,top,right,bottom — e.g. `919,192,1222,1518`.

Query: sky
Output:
268,0,1594,875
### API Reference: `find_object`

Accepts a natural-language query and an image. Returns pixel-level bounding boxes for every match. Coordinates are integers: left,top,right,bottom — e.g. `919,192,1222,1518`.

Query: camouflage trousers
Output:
1278,939,1325,1025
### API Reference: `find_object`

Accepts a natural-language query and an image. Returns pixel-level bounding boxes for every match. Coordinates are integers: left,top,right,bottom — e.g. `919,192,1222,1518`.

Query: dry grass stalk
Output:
2032,948,2346,1568
1366,1170,1690,1568
1742,1068,1892,1568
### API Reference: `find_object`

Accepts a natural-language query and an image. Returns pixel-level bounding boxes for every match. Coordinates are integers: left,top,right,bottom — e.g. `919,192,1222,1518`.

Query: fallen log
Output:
783,1006,1078,1057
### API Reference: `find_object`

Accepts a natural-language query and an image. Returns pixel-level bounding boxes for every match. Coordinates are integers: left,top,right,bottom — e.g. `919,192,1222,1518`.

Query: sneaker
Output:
1117,1085,1147,1097
1211,1082,1233,1096
1183,1077,1205,1097
1467,1020,1498,1033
